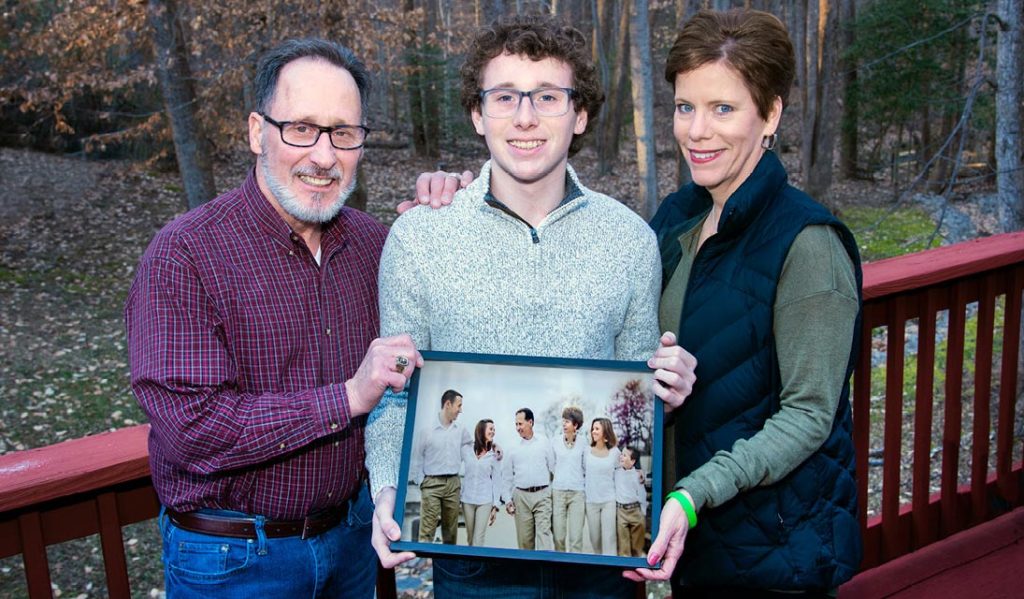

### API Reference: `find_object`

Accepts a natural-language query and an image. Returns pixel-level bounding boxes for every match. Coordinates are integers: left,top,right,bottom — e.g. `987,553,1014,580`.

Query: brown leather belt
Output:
617,501,641,510
517,485,549,493
166,504,347,540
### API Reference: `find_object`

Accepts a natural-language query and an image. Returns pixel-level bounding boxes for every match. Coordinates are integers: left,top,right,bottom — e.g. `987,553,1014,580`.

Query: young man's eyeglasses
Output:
478,87,576,119
260,113,370,150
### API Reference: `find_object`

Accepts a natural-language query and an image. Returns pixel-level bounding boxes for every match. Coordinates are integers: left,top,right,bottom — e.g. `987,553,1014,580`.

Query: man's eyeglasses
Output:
478,87,576,119
260,113,370,150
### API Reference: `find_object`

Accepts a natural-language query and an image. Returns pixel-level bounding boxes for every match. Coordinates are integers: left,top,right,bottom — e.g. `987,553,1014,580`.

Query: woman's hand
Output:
623,495,690,582
648,331,697,413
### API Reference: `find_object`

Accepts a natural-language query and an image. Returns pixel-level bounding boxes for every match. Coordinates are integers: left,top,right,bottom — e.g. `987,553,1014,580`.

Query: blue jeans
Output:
433,557,637,599
159,486,376,599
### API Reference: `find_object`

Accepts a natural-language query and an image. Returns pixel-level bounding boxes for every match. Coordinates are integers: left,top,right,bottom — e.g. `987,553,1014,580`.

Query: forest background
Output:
0,0,1021,597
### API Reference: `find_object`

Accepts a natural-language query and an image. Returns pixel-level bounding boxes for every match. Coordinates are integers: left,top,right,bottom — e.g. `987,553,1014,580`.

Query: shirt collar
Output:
240,167,348,258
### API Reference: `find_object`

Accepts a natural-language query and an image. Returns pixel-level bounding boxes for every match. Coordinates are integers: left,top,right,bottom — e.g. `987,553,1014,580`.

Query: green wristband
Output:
666,490,698,528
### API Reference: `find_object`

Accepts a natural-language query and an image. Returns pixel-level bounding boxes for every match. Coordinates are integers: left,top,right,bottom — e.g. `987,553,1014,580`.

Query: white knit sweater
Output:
365,161,661,497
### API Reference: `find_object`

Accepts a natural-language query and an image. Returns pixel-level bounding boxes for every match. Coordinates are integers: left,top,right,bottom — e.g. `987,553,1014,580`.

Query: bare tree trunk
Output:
673,0,699,188
996,0,1023,232
839,0,858,179
800,0,839,202
629,0,658,218
597,0,629,174
147,0,217,210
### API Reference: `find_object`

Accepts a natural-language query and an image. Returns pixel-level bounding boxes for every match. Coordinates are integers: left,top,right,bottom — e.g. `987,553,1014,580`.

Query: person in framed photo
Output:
502,407,556,550
365,13,698,598
585,417,621,556
615,446,647,557
410,389,472,544
551,405,587,553
461,418,502,546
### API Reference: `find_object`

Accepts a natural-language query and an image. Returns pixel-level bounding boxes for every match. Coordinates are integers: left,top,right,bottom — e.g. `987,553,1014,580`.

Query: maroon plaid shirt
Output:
125,170,386,519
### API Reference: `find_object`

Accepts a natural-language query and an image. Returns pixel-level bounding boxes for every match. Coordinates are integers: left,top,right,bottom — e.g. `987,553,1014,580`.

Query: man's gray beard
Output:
261,158,355,224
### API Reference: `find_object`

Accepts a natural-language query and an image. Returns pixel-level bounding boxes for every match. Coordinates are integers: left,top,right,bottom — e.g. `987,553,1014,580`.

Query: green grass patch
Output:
843,206,939,262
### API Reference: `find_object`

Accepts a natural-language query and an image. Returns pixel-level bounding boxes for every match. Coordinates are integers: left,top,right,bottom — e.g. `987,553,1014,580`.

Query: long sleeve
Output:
614,229,662,361
677,226,858,511
127,253,351,476
365,225,432,499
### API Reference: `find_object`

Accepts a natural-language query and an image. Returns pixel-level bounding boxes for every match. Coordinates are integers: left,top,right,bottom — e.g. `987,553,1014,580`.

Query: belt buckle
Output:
301,515,315,540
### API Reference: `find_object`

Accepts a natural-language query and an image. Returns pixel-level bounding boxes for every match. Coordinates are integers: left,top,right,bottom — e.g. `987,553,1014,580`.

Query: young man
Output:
126,39,420,598
552,405,587,552
365,15,696,597
410,389,472,544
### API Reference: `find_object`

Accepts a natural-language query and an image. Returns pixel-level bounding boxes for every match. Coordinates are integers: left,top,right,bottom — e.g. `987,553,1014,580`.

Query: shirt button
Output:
325,328,331,336
334,441,339,447
279,443,286,449
330,423,338,430
288,250,294,256
327,491,333,497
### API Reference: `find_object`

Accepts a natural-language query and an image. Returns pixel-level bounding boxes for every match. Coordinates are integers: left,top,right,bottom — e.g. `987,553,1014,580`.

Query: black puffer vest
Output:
651,151,863,590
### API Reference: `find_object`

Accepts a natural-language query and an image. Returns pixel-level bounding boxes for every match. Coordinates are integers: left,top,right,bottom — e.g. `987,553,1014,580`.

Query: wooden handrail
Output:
862,231,1024,300
0,424,150,513
1,231,1022,597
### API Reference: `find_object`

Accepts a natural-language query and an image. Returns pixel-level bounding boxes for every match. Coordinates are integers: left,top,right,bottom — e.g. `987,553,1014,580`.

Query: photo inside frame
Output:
392,351,662,568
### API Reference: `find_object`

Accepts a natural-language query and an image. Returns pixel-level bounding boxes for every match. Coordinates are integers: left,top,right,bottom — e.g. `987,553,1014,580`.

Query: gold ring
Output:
395,355,409,373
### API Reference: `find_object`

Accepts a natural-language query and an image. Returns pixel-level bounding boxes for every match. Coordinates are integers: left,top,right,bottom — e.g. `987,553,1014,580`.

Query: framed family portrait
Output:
391,351,663,568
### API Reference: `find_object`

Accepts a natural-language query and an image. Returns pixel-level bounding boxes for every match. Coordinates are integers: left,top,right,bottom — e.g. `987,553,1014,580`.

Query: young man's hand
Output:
370,486,417,568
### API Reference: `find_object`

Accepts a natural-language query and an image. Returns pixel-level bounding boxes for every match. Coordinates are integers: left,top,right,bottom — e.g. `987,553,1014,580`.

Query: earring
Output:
761,133,778,151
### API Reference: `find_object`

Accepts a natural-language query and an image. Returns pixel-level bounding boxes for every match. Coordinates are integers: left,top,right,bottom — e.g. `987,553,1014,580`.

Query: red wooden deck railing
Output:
1,231,1022,598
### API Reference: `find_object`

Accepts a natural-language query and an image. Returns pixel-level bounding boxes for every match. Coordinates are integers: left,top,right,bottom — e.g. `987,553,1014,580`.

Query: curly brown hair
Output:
664,9,795,121
460,14,604,156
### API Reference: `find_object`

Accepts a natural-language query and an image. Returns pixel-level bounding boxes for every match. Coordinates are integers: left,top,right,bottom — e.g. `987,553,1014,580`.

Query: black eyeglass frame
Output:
477,87,578,118
259,113,371,150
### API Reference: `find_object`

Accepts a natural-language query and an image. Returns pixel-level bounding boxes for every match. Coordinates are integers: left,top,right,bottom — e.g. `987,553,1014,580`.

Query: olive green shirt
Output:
660,219,858,513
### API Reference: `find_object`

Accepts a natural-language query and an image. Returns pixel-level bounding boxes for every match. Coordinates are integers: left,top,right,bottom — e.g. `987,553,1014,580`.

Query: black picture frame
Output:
392,350,663,568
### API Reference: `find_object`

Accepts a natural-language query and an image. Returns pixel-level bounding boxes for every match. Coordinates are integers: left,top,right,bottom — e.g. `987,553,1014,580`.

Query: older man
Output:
125,39,419,598
502,407,556,550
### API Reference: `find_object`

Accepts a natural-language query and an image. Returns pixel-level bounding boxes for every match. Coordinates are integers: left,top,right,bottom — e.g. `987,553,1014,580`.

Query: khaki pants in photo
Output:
463,502,492,546
419,475,461,544
616,503,645,557
513,487,553,550
552,489,585,552
586,500,616,555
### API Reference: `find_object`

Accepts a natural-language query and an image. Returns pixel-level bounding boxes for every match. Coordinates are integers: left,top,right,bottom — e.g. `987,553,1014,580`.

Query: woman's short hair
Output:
474,419,494,454
459,14,604,156
590,417,617,448
561,406,583,430
664,9,795,121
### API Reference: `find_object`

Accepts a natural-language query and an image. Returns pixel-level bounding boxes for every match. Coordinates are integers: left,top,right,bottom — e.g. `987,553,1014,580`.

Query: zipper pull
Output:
530,228,539,244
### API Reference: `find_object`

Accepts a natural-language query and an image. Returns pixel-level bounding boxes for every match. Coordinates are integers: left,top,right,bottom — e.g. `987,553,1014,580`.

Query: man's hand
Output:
346,334,422,417
647,331,697,413
489,506,498,526
623,495,690,582
506,502,516,515
395,170,474,214
371,486,416,568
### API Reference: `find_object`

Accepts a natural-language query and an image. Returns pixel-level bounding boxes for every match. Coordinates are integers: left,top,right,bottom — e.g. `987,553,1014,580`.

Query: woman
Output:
583,417,620,556
460,419,501,546
628,9,863,598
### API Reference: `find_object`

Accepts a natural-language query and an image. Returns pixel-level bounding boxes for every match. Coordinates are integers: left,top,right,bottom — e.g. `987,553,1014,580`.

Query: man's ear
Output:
248,112,264,156
573,109,588,135
472,108,485,136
